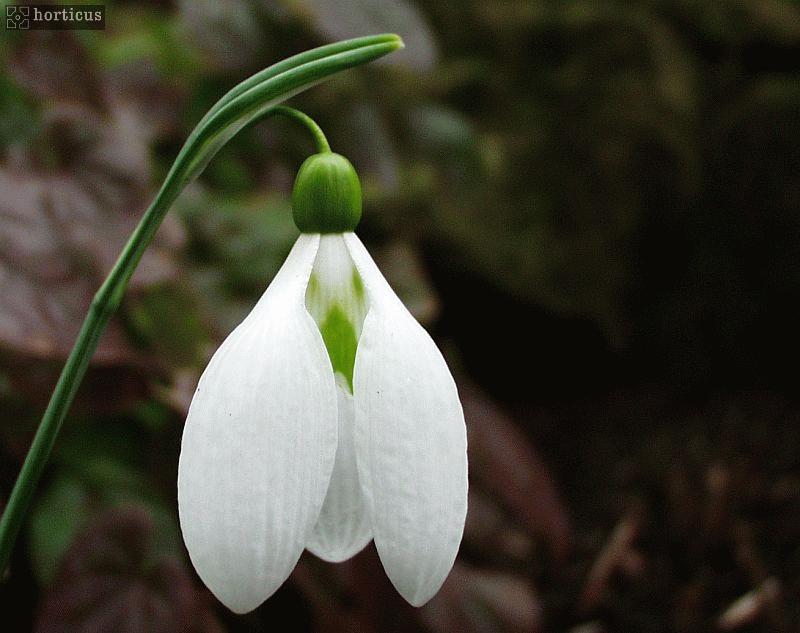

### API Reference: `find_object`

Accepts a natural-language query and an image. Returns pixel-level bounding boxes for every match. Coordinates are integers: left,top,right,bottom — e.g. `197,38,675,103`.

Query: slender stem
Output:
0,34,402,574
0,184,177,573
270,106,331,153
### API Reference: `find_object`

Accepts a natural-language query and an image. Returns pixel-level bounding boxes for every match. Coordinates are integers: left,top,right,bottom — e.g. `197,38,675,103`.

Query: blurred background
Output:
1,0,800,631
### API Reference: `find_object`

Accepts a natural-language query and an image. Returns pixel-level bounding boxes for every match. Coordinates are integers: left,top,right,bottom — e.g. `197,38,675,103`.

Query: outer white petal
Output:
306,384,372,562
178,234,337,614
343,233,468,607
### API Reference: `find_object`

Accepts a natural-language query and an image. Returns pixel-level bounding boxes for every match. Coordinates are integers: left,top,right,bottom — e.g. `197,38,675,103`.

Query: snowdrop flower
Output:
178,151,468,613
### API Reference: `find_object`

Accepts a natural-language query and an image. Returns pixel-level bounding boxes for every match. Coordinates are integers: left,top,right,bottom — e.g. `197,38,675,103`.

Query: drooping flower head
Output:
178,149,468,613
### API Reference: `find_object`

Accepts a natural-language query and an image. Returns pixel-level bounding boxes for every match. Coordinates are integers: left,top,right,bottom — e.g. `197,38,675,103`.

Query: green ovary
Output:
319,304,359,392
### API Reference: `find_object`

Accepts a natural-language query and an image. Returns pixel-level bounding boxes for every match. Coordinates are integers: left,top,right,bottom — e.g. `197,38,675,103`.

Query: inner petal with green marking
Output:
306,234,368,392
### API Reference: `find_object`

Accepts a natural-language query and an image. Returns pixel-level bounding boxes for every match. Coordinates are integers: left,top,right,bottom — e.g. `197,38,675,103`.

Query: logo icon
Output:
6,5,31,29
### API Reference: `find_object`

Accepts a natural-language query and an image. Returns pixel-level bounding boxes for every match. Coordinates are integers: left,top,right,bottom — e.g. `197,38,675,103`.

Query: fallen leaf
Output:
462,384,572,560
35,506,222,633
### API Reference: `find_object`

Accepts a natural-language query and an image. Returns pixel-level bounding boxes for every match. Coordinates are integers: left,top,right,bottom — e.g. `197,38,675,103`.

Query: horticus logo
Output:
5,4,105,30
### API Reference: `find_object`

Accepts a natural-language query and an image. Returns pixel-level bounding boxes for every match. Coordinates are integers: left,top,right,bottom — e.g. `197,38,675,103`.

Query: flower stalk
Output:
0,34,403,575
271,106,332,154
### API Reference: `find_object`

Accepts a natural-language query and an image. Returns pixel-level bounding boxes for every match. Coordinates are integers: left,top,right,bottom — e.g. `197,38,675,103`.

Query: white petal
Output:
178,234,338,613
306,383,372,562
343,233,468,606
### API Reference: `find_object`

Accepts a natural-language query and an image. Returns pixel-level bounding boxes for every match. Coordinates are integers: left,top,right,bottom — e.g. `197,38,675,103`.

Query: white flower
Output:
177,231,468,613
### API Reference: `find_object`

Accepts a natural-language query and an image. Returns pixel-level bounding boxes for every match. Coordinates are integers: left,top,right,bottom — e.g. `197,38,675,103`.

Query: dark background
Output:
2,1,800,631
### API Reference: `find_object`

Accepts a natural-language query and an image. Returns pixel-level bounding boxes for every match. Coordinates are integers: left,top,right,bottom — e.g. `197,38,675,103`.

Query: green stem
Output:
0,34,402,574
271,106,331,153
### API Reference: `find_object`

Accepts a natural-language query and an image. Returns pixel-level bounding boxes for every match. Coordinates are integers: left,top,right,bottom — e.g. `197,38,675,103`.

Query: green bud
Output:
292,152,362,233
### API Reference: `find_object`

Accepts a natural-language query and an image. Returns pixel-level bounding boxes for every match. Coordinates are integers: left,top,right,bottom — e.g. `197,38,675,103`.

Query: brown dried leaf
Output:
293,547,421,633
579,509,644,612
0,167,178,363
717,578,782,631
463,490,533,564
462,385,572,560
0,34,184,367
9,32,102,105
35,506,222,633
422,563,542,633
